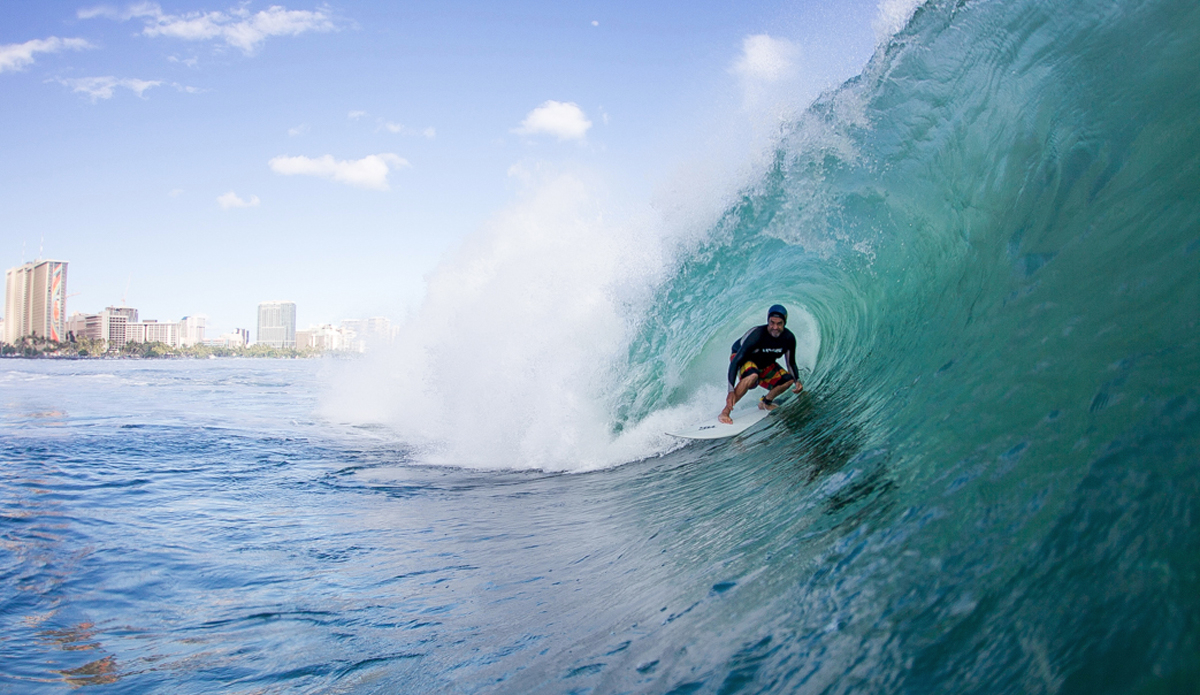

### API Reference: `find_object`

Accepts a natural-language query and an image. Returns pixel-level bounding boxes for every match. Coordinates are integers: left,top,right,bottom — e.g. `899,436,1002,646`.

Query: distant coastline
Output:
0,338,328,360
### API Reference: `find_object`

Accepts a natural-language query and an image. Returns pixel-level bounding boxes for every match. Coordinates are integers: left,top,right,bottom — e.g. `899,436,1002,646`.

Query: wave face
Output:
627,0,1199,429
590,0,1200,689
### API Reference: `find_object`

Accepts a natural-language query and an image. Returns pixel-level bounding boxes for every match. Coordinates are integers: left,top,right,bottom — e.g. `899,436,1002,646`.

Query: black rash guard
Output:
728,325,800,387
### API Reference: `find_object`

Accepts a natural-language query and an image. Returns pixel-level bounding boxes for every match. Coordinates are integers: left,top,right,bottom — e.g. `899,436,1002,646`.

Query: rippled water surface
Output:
2,354,1197,693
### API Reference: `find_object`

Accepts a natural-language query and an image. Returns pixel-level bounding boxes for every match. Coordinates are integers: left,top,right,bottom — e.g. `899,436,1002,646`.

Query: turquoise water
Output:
3,0,1199,691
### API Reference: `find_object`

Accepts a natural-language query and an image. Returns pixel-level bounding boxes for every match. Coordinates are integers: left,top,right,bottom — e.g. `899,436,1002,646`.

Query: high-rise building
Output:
257,301,296,348
95,306,139,349
140,320,179,346
125,321,146,345
4,260,68,344
105,306,138,323
180,315,206,347
100,308,130,348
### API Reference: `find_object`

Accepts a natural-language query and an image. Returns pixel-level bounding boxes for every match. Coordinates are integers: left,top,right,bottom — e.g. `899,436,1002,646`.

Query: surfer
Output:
719,304,803,424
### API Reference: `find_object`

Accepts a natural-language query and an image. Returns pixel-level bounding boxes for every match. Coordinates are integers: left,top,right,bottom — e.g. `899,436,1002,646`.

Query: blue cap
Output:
768,304,787,324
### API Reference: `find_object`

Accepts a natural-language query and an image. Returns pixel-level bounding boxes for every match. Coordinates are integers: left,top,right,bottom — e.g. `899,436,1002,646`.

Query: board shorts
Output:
731,359,794,391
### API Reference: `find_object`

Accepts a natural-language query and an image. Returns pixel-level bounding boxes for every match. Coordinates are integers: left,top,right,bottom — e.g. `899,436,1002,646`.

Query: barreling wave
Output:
576,0,1200,687
326,0,1197,484
626,0,1199,436
504,0,1199,690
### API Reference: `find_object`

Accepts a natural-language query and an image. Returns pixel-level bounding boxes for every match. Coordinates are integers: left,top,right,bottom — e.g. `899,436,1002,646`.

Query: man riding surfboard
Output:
720,304,804,424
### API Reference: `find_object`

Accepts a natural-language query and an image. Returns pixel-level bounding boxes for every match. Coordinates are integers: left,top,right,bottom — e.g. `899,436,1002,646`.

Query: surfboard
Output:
666,400,775,440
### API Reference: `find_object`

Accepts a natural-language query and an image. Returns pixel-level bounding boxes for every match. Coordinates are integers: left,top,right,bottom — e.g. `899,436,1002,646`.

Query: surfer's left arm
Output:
786,338,803,394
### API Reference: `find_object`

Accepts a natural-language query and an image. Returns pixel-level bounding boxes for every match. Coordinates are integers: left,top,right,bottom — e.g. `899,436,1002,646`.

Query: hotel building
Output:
257,301,296,348
66,312,103,341
180,315,206,347
4,260,68,344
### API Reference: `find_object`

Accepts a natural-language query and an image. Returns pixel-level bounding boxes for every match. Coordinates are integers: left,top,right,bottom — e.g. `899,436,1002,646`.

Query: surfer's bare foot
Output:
759,399,778,411
719,410,733,424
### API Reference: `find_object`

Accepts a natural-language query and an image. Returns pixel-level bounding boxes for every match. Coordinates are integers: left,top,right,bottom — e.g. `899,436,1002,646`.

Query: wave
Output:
323,0,1199,482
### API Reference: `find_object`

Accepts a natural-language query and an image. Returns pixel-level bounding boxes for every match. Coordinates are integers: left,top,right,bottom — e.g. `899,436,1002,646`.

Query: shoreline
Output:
0,353,328,360
0,340,344,360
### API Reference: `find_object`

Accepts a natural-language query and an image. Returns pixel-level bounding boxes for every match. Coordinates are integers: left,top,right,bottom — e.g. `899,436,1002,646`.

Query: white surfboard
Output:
666,400,775,440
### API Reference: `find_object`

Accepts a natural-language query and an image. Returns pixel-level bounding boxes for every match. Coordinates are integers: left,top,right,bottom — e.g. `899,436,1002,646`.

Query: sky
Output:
1,0,893,337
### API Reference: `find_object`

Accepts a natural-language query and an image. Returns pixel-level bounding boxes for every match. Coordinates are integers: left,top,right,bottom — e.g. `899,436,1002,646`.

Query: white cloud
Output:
54,76,163,100
514,100,592,141
169,188,184,197
0,37,92,73
217,191,260,208
288,123,310,136
347,110,366,120
268,153,409,191
77,5,132,20
81,2,335,55
379,120,437,138
731,34,799,84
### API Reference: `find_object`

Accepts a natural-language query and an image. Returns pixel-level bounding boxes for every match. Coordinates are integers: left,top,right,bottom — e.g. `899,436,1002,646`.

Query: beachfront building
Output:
257,301,296,348
340,316,398,352
105,306,138,323
144,321,179,346
66,307,201,350
134,320,180,347
208,328,249,348
4,259,68,343
100,311,128,348
180,315,206,347
296,324,356,352
66,312,103,341
91,306,139,349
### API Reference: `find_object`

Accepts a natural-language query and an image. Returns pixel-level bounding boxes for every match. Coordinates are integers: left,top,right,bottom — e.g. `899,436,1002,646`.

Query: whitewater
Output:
3,0,1198,691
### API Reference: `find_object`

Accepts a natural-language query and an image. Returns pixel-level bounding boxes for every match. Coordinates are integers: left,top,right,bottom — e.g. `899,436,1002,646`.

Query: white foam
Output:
317,159,830,472
320,170,691,472
874,0,925,43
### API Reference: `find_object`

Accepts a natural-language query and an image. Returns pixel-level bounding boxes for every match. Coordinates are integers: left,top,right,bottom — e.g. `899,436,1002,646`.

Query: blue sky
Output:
1,0,890,336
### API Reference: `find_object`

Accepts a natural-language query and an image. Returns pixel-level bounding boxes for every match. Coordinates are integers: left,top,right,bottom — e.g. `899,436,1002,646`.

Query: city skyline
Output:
2,0,887,338
1,256,400,352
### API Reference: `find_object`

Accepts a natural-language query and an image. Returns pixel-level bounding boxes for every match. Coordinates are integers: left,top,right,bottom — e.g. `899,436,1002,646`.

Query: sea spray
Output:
320,170,709,470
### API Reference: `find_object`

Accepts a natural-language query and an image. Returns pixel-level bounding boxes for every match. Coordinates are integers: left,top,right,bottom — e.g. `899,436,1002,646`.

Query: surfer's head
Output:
767,304,787,336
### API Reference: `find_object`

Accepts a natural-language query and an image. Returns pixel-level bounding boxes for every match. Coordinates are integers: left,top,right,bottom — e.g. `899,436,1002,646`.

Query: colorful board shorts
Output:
732,360,794,391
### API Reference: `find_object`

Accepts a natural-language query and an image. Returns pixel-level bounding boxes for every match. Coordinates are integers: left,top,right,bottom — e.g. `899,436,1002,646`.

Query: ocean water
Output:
4,0,1199,692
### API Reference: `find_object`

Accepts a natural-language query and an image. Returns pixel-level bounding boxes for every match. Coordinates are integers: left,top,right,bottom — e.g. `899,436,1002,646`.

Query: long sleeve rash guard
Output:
727,325,800,387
